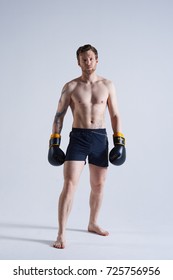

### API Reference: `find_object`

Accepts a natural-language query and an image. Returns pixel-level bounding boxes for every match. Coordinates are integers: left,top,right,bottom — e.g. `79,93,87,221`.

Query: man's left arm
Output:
107,81,126,166
107,81,122,133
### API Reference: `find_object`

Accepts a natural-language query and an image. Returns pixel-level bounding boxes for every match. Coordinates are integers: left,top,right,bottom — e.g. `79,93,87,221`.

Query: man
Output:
48,44,126,249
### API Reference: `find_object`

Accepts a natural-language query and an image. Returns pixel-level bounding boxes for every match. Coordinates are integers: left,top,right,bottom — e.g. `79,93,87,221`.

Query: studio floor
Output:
0,220,173,260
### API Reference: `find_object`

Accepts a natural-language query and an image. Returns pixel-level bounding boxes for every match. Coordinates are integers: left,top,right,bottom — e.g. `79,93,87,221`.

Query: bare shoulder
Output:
99,76,115,92
62,78,79,94
98,76,112,85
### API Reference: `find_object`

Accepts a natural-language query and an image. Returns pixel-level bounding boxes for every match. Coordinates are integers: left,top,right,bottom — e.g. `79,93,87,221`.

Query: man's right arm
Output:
52,83,72,134
48,83,72,166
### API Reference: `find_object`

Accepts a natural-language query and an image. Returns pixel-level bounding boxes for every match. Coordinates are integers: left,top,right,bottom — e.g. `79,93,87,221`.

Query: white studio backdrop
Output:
0,0,173,258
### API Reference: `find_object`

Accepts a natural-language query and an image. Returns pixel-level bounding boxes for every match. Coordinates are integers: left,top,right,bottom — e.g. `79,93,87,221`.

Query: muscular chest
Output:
72,83,108,105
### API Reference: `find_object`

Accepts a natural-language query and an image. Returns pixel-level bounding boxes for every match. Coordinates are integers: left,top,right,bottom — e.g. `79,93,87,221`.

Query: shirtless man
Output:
48,44,125,249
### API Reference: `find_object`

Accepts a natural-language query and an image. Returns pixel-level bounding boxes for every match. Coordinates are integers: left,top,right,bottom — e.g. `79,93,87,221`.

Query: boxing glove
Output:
109,132,126,166
48,133,65,166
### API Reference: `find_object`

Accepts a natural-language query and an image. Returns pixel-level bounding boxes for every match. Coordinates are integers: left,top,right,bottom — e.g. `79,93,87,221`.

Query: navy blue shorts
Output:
65,128,109,167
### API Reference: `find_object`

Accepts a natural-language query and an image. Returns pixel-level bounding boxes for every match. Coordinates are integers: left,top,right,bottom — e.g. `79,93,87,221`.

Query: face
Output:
78,50,98,74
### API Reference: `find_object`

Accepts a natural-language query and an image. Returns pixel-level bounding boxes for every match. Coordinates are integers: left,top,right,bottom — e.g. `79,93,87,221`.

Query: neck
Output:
81,71,98,83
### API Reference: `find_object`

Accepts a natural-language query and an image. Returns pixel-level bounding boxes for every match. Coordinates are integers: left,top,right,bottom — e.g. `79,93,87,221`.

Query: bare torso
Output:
52,69,121,134
69,76,110,129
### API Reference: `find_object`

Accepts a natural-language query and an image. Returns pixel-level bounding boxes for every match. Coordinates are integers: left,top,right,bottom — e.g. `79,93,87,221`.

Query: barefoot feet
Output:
53,235,66,249
88,223,109,236
53,225,108,249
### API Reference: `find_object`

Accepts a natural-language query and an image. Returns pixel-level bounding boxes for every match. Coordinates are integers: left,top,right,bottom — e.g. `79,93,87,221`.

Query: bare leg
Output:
53,161,85,249
88,164,109,236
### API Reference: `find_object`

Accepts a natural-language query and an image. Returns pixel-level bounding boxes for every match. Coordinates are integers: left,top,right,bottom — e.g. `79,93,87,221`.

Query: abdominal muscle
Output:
71,103,106,129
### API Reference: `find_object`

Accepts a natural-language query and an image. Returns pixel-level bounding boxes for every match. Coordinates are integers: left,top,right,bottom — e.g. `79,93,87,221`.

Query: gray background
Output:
0,0,173,259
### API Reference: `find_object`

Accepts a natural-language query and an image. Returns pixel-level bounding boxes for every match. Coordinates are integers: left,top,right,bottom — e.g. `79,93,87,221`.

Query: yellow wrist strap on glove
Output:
113,132,125,146
49,134,61,147
113,132,124,138
50,133,61,139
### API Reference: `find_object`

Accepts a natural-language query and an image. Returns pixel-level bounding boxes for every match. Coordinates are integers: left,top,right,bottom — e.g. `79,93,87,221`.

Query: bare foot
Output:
88,224,109,236
53,235,66,249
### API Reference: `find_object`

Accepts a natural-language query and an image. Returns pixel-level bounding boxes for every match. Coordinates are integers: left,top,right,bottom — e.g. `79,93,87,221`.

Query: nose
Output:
86,59,91,65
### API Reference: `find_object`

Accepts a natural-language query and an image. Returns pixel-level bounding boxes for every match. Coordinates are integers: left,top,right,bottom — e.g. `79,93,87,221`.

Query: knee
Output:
91,181,105,195
63,179,76,196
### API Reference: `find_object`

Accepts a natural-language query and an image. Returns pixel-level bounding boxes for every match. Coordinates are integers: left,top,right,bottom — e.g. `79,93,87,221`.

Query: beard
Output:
83,66,96,75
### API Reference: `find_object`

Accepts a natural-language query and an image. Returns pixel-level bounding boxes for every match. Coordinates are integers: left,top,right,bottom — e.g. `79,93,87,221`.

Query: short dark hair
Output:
76,44,98,61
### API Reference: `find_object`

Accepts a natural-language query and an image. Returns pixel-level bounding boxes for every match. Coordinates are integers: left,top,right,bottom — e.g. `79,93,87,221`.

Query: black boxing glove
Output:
48,133,65,166
109,132,126,166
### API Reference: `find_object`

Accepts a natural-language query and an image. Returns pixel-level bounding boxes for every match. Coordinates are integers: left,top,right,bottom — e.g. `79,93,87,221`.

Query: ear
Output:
77,59,80,66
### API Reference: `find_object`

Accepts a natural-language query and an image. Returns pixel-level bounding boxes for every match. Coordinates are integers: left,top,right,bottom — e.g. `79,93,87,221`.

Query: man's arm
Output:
107,81,126,166
107,81,122,133
52,83,71,134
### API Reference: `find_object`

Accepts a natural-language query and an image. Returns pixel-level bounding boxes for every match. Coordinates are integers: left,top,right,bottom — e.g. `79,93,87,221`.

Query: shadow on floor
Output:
0,222,89,247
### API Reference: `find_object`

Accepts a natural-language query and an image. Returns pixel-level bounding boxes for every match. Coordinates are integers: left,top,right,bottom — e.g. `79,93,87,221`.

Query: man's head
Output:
76,44,98,61
76,44,98,74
